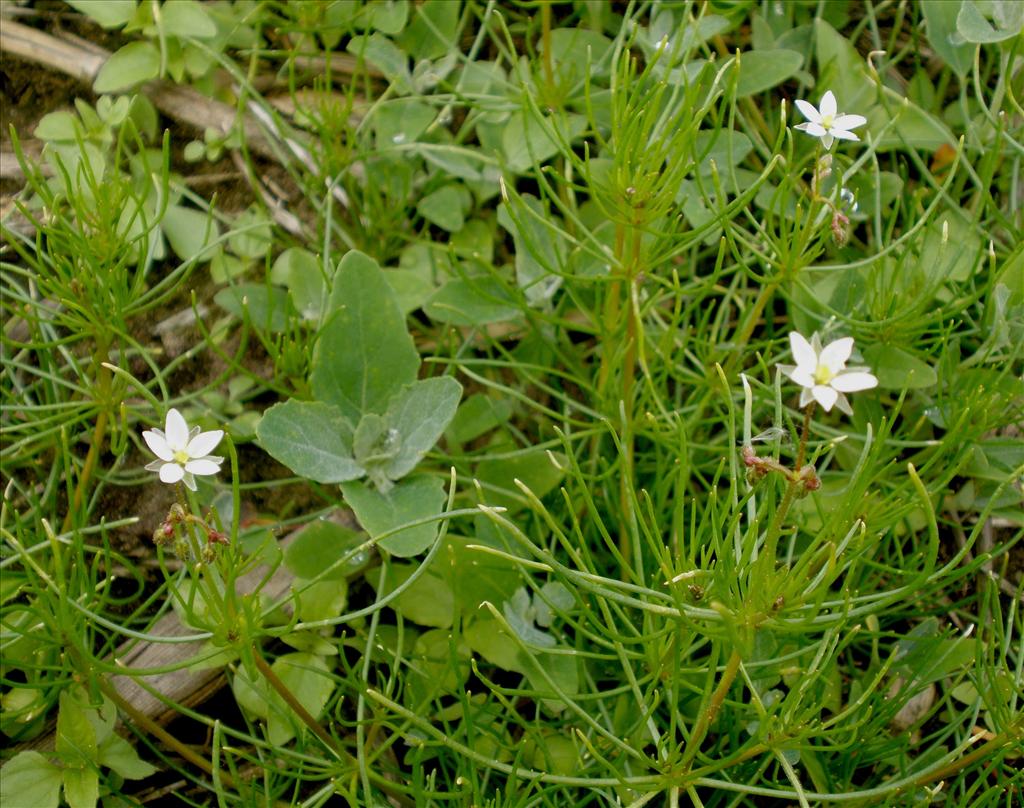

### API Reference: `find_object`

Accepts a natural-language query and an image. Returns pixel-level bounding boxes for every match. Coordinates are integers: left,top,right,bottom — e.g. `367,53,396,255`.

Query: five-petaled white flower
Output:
779,332,878,415
794,91,866,149
143,408,224,491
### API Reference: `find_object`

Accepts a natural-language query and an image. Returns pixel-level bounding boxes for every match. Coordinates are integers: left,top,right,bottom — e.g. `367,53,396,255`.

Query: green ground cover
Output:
1,1,1022,805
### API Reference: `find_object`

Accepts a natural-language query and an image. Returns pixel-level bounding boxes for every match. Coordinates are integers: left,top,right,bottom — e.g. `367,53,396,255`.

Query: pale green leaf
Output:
256,400,363,484
62,766,99,808
93,41,160,94
98,734,157,780
383,376,462,481
0,751,63,808
342,475,446,557
160,0,217,39
312,250,420,423
863,345,938,390
66,0,136,29
734,49,803,97
161,205,219,262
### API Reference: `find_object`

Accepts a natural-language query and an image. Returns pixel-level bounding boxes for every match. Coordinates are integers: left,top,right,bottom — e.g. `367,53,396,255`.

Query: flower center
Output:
813,363,835,386
173,449,191,465
820,113,834,130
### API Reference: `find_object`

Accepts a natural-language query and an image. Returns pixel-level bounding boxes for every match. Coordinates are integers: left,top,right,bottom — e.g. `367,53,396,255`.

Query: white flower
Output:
143,408,224,491
779,332,878,415
794,91,866,149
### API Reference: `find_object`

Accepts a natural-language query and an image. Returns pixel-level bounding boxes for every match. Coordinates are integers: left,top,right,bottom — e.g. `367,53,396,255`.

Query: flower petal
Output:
794,99,820,123
789,332,817,372
795,122,828,138
789,368,815,388
831,371,878,392
818,337,854,373
144,459,164,472
799,387,815,408
186,429,224,458
812,385,838,411
164,408,189,450
142,429,174,461
831,114,866,130
159,462,185,484
184,459,222,476
834,392,853,416
181,472,197,492
821,133,835,149
819,91,837,118
830,129,860,142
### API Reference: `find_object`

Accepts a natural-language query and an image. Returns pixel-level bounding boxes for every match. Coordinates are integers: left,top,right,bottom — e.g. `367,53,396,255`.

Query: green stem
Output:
253,655,414,807
680,649,743,771
253,653,343,759
62,353,112,532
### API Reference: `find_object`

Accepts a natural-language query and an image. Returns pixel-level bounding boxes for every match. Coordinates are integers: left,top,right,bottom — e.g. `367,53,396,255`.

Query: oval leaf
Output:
863,345,938,390
383,376,463,481
312,250,420,422
342,475,446,557
256,401,363,484
735,49,803,97
93,41,160,94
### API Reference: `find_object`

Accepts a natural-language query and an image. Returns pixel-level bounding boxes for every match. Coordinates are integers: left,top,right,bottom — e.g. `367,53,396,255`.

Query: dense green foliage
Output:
2,1,1022,806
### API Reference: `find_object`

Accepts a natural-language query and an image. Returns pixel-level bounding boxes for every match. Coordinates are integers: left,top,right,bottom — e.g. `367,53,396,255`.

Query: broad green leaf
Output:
813,20,872,111
62,766,99,808
396,0,460,60
497,194,566,305
93,41,160,94
228,207,273,259
346,33,412,93
160,0,217,39
268,653,336,746
694,129,754,176
56,690,97,763
407,629,470,703
814,20,953,152
543,28,614,83
270,248,329,322
0,751,62,808
367,562,455,628
383,376,463,481
522,731,579,777
734,49,803,97
921,1,973,75
342,475,446,557
863,345,938,390
475,446,567,511
523,649,579,713
446,394,513,444
161,204,219,262
214,284,295,333
417,184,472,232
256,400,363,484
442,531,522,613
284,519,367,580
465,615,521,671
373,98,436,147
66,0,136,29
957,0,1023,43
364,0,408,34
312,250,420,422
98,734,157,780
293,577,348,623
501,110,588,174
385,268,436,314
425,277,520,326
34,111,80,142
